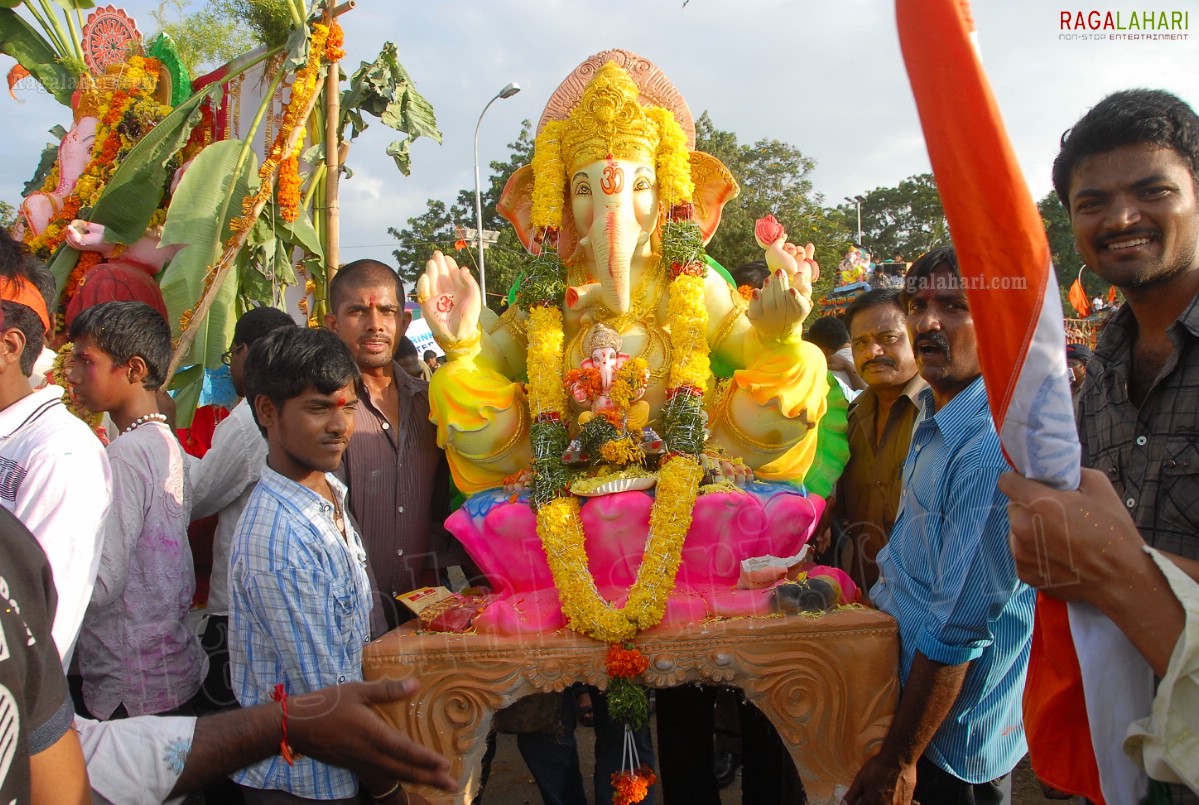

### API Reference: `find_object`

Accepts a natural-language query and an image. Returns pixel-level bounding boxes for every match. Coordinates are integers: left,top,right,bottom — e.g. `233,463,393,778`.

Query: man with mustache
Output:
324,260,458,629
846,247,1033,805
832,288,925,591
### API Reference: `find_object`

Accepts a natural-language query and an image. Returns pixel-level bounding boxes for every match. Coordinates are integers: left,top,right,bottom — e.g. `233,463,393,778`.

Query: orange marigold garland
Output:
278,144,302,222
611,768,656,805
324,20,345,61
604,642,653,804
184,14,336,333
238,19,332,228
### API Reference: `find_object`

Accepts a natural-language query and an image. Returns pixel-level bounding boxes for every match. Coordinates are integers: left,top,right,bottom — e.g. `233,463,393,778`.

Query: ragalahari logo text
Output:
1059,9,1190,40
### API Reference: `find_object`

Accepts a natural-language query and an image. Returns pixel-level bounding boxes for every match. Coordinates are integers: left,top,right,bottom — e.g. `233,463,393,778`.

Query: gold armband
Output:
444,325,483,361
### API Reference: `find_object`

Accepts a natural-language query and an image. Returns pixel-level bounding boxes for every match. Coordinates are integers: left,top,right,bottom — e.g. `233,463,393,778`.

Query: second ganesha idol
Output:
415,49,854,639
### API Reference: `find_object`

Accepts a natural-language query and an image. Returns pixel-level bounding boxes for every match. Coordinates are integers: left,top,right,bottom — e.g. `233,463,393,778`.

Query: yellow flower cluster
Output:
530,120,566,229
647,107,694,207
609,357,648,412
600,436,642,467
667,273,709,388
526,305,567,415
25,56,170,259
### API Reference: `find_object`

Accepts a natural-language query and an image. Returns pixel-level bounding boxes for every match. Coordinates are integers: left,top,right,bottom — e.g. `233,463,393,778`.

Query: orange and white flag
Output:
896,1,1153,801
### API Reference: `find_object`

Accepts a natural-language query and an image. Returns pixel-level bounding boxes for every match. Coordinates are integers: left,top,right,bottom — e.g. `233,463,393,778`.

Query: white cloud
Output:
3,0,1196,256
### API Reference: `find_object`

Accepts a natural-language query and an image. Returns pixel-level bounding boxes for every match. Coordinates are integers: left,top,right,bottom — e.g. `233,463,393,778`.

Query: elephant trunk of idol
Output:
582,206,638,315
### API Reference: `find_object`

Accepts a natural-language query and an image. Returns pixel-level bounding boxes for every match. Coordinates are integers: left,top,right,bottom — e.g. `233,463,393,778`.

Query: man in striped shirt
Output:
324,260,459,629
846,247,1034,805
230,327,406,803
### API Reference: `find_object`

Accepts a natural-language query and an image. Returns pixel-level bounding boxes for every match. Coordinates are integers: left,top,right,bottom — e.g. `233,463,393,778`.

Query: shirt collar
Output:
359,361,428,405
916,375,990,452
1095,294,1199,363
850,373,927,418
259,464,349,514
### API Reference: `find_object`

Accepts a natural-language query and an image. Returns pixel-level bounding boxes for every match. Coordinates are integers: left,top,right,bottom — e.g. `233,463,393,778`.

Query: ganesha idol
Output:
12,54,186,321
416,50,853,641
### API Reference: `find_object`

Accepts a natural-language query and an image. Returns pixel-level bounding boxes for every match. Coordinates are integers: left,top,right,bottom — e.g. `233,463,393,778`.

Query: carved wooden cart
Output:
364,607,899,805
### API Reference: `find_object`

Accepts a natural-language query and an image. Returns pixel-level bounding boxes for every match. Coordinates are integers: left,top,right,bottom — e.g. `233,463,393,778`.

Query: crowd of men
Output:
0,85,1196,805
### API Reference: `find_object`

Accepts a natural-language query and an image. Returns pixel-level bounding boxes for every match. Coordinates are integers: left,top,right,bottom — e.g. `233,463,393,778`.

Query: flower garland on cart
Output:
520,103,709,802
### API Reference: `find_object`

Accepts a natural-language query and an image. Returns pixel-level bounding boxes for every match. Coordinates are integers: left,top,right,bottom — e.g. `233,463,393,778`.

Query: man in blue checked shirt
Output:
845,247,1035,805
228,327,417,805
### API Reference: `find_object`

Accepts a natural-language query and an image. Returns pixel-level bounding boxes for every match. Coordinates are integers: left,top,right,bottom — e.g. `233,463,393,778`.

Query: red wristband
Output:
270,684,300,765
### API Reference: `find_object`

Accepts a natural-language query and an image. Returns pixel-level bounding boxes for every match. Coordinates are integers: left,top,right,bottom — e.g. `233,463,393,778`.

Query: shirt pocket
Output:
1158,439,1199,534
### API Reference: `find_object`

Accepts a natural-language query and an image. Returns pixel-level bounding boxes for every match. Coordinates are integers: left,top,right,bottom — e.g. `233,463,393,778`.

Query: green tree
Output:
693,112,850,318
391,121,535,310
0,200,15,229
1038,191,1115,313
149,0,256,74
841,173,949,262
388,200,458,287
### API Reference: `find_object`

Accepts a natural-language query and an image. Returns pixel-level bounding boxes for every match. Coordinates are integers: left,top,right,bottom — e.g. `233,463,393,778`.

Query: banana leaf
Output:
341,42,441,176
91,87,213,244
49,1,96,9
159,139,257,384
170,365,204,431
0,8,74,105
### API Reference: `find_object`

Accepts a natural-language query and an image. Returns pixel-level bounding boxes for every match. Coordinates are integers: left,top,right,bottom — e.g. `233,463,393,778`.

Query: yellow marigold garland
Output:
608,357,648,412
667,274,709,388
529,247,707,643
526,306,567,415
646,107,693,208
530,120,567,229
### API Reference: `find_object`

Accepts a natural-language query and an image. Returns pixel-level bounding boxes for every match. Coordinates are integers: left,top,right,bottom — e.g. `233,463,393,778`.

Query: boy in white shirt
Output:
69,301,206,718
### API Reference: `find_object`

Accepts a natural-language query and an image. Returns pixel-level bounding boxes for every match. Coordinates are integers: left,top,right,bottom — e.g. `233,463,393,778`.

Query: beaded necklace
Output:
122,412,168,435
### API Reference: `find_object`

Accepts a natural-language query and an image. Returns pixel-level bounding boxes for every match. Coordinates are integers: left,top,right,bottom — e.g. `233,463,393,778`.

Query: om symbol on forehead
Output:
600,153,624,196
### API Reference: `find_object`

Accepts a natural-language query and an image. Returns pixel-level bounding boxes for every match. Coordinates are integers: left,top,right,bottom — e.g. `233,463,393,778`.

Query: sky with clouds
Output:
3,0,1197,262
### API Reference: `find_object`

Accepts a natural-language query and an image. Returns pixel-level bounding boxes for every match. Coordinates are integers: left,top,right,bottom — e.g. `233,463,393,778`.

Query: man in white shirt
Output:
0,230,111,667
187,306,295,710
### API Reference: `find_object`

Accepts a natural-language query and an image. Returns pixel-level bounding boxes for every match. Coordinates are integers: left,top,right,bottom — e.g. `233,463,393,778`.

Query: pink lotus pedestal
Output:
364,608,899,805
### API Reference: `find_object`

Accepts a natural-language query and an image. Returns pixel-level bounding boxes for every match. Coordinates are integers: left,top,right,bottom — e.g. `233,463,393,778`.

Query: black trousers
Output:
656,684,805,805
914,756,1010,805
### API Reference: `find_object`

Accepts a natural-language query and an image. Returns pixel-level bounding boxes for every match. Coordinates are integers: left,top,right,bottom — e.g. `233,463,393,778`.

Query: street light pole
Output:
474,82,521,306
844,196,864,244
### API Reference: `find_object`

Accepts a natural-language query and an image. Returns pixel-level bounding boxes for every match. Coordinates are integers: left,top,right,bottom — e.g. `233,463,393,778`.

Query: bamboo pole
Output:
283,0,304,27
323,46,341,279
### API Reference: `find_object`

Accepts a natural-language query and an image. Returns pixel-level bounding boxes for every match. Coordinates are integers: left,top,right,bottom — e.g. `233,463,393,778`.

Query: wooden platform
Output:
364,607,899,804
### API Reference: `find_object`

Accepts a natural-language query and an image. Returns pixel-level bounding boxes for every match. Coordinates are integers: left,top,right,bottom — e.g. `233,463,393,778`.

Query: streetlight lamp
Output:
844,196,864,245
474,82,521,305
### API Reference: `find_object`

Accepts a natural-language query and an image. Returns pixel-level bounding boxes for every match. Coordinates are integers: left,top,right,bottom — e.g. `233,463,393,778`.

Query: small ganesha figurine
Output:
561,323,664,468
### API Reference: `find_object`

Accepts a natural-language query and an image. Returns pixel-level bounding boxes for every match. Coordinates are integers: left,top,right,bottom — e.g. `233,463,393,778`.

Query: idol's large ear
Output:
497,164,583,264
498,165,536,251
689,152,740,245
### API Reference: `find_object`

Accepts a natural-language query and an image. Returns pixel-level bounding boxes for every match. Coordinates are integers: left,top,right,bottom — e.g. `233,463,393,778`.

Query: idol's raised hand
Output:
417,251,482,359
